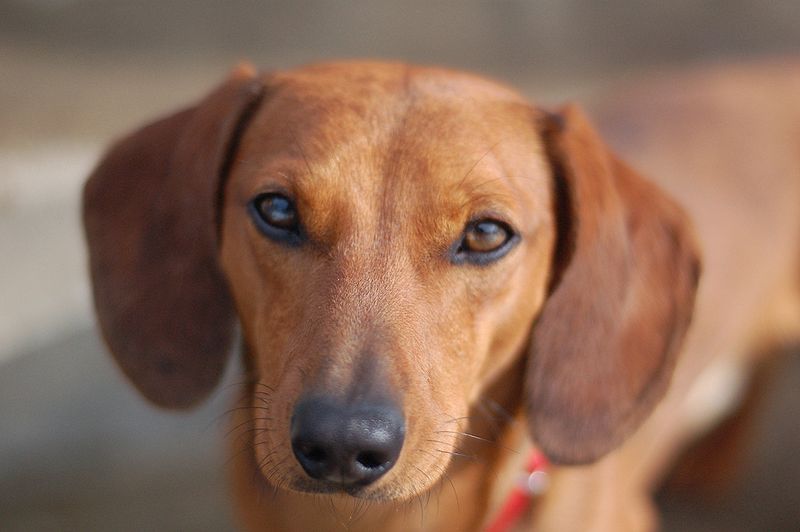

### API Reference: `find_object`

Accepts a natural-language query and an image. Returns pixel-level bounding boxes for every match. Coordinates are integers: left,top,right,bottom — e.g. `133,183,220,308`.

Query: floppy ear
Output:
83,65,265,408
526,104,701,464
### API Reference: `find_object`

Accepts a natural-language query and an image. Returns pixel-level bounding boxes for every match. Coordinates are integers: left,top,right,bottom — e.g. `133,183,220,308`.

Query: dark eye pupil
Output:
475,221,502,237
257,194,297,229
464,220,508,252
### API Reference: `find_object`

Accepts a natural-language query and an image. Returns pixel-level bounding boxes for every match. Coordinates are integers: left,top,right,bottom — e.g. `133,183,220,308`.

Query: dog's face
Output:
219,64,556,498
83,61,700,503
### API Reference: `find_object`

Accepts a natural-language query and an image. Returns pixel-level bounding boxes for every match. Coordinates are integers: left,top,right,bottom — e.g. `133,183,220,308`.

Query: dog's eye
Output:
452,219,518,265
255,194,297,229
248,193,303,245
465,221,509,252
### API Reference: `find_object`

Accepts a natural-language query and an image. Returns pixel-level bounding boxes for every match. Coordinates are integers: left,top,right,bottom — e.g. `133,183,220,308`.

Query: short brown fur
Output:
83,60,800,531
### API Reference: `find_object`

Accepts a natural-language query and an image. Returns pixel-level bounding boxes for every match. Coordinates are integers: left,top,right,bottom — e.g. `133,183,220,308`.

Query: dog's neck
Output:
228,351,531,532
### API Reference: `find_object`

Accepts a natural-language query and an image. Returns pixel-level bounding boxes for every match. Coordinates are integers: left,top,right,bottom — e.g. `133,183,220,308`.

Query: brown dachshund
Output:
83,60,800,531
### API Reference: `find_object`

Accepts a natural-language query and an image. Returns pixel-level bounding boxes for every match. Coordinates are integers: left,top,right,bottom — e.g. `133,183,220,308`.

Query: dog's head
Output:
83,62,699,501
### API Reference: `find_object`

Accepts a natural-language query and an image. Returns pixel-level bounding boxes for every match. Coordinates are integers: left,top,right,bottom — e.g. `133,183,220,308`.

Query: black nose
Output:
290,396,405,487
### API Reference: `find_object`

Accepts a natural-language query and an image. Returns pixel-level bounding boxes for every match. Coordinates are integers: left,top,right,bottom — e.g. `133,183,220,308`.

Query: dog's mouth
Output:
284,475,382,499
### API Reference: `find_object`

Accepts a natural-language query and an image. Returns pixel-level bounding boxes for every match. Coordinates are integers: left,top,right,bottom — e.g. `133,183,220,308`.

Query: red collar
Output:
485,450,549,532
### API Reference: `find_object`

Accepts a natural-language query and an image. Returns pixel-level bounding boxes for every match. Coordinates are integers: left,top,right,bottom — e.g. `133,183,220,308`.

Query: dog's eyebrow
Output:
453,140,504,192
289,128,318,182
457,193,519,214
459,175,509,197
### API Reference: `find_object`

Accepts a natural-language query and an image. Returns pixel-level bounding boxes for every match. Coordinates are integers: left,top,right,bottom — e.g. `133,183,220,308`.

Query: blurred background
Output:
1,1,799,530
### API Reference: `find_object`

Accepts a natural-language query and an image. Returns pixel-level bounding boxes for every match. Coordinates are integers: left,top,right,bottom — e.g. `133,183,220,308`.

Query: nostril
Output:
292,438,334,481
356,450,388,470
300,444,328,464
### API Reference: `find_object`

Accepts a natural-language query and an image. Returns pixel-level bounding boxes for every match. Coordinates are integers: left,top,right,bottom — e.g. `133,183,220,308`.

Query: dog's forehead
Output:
239,62,544,185
256,63,535,147
230,62,550,237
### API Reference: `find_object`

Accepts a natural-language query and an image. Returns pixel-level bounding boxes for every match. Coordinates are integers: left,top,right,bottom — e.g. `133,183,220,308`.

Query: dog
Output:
82,60,800,531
